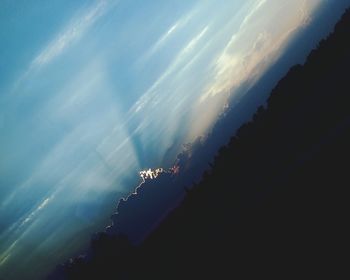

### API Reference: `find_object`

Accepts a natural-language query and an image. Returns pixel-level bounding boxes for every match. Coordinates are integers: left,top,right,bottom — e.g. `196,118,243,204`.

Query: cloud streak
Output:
10,0,113,92
32,1,108,68
129,24,210,116
140,11,195,63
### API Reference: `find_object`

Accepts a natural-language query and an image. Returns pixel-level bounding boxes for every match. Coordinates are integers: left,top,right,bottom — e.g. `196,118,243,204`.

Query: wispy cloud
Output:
20,196,53,226
11,0,112,92
0,194,54,267
139,10,195,63
32,1,109,68
130,25,210,115
241,0,267,27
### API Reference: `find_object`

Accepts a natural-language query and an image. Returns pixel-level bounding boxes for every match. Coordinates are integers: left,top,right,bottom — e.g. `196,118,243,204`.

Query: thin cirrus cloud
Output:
13,0,112,90
138,9,195,65
32,2,107,67
129,24,210,116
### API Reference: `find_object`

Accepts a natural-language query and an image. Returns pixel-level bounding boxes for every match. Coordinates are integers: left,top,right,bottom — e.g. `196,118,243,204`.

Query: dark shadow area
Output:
49,8,350,280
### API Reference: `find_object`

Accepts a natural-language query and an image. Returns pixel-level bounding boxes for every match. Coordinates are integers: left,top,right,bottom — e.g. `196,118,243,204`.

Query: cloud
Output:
129,25,210,116
10,0,113,92
185,0,323,141
20,196,53,226
240,0,267,28
32,1,108,68
139,11,195,64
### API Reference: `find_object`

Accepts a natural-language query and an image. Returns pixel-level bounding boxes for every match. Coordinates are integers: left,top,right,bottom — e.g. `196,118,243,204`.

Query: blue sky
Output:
0,0,344,278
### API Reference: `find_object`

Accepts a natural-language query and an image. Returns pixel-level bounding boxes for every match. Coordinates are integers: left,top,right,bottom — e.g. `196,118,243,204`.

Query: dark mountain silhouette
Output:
106,172,184,244
49,8,350,280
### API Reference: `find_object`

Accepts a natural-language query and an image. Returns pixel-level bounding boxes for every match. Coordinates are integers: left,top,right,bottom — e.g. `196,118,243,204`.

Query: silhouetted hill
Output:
106,172,184,243
49,8,350,280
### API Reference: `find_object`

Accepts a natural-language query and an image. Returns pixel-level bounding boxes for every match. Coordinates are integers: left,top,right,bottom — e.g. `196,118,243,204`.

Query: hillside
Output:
50,8,350,280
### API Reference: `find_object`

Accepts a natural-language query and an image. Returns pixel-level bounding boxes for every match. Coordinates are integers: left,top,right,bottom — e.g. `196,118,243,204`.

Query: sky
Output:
0,0,346,279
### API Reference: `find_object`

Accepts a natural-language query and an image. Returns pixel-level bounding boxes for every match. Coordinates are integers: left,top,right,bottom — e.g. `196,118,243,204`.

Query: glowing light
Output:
139,165,180,182
169,165,180,175
139,168,164,180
